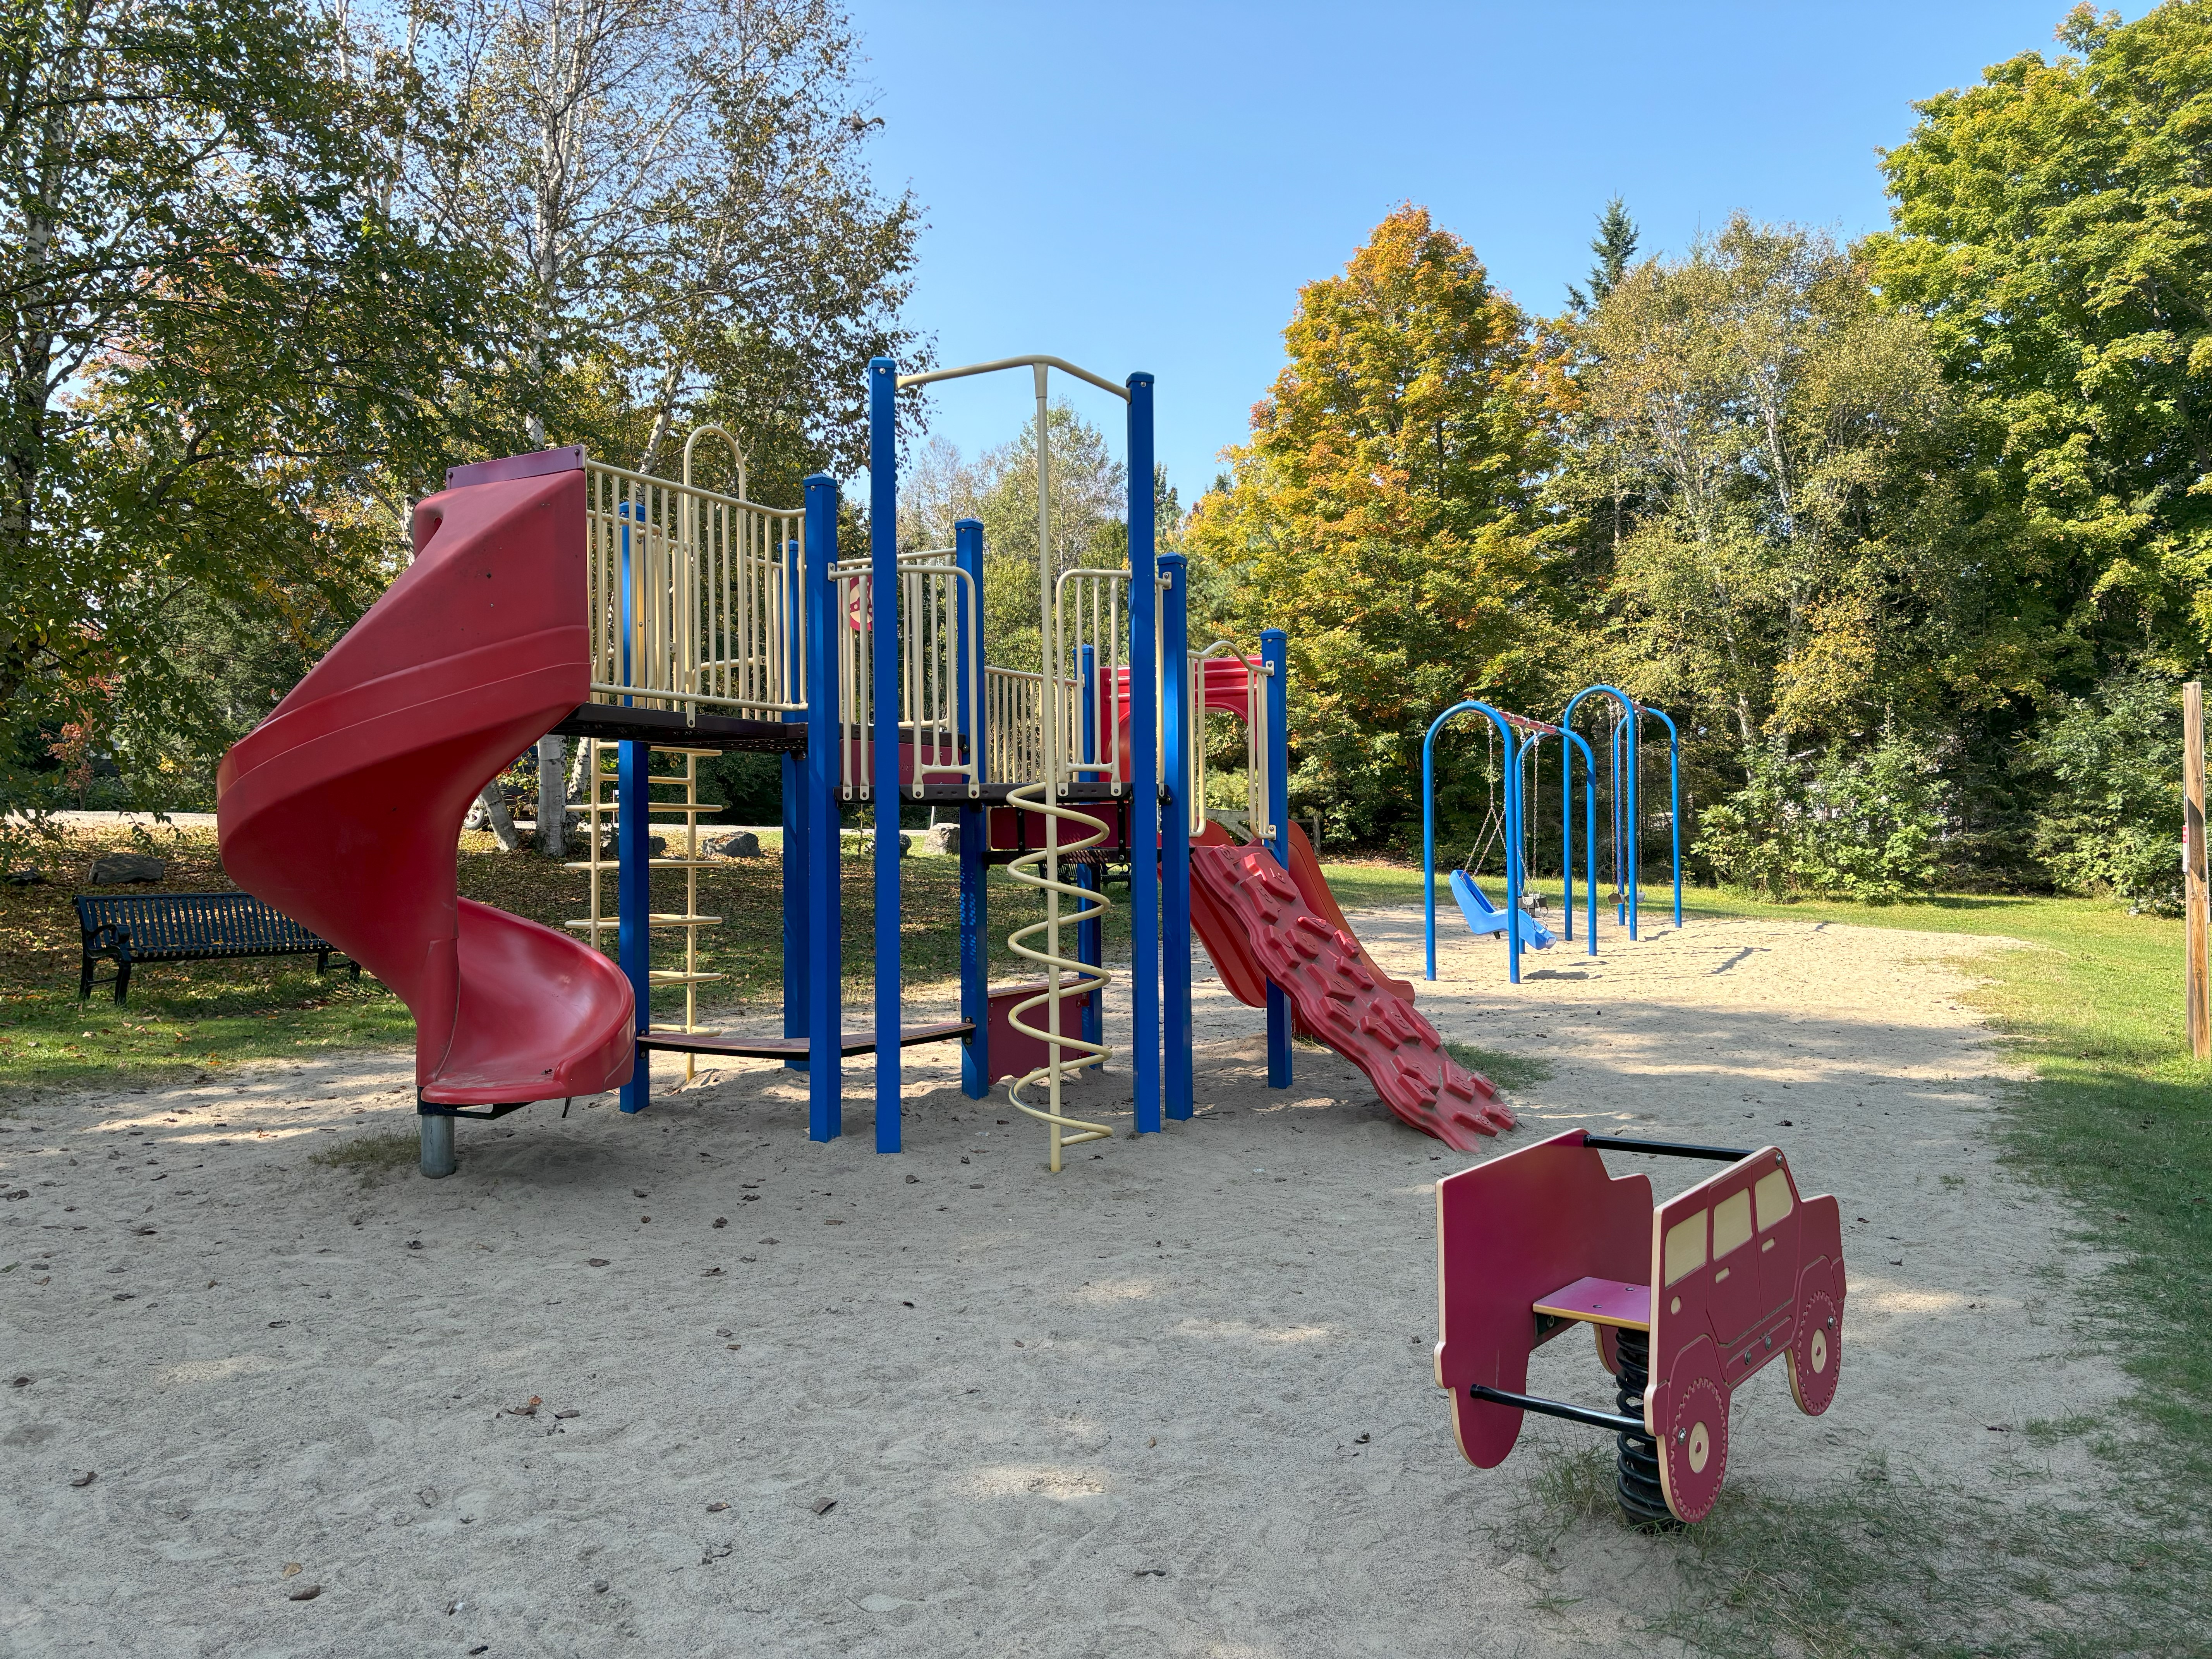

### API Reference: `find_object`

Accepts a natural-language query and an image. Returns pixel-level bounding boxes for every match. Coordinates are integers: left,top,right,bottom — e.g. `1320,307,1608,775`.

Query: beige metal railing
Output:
1052,567,1128,790
833,550,984,799
583,448,804,720
1190,643,1270,840
984,665,1048,785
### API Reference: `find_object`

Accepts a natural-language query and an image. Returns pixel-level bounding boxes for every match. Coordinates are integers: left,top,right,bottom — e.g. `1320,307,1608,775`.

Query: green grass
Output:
1509,1442,2202,1658
1443,1039,1555,1092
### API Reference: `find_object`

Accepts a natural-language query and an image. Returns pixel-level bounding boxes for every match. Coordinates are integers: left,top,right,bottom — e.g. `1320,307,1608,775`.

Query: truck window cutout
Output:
1755,1168,1793,1232
1713,1190,1753,1258
1664,1211,1707,1286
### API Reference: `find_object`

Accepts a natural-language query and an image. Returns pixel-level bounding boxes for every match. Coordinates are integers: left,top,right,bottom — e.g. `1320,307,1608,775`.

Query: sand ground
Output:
0,905,2123,1657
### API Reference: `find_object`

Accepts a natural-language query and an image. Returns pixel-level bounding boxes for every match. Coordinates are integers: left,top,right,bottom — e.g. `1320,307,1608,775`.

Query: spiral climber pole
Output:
1004,780,1116,1170
1005,359,1115,1171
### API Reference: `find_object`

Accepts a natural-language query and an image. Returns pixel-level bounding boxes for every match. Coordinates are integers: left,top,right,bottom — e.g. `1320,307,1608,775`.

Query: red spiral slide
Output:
215,467,634,1106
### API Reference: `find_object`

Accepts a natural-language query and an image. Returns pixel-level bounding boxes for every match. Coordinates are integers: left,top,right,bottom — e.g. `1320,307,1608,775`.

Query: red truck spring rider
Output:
1434,1130,1846,1525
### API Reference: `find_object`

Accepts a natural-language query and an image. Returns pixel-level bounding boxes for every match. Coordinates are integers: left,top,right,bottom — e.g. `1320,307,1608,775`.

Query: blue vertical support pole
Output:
955,517,988,1100
868,357,901,1153
1610,716,1625,929
1560,723,1574,943
617,740,652,1112
1563,730,1600,955
1261,627,1291,1085
803,474,842,1141
1126,373,1162,1135
1626,709,1641,940
1503,726,1525,986
781,535,809,1069
1076,644,1104,1053
1653,709,1682,927
1159,550,1192,1121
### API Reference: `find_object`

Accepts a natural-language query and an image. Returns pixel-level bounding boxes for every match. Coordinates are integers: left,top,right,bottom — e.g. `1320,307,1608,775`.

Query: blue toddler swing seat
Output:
1448,868,1555,950
1449,726,1554,950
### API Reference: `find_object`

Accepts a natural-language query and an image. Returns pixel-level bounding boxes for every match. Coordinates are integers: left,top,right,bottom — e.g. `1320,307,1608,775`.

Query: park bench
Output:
74,892,358,1005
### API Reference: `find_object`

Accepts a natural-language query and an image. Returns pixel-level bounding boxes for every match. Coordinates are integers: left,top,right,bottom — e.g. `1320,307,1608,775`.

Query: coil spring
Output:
1002,780,1116,1173
1613,1329,1679,1529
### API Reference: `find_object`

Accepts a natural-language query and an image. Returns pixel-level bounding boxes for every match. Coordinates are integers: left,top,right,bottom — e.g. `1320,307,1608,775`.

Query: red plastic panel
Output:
1434,1132,1654,1467
217,468,634,1104
984,980,1097,1084
1643,1148,1850,1518
1191,840,1510,1147
987,801,1125,852
1280,822,1416,1002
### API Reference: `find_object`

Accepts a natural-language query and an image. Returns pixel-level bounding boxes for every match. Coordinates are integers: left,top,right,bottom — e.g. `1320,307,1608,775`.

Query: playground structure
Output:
1422,687,1686,985
1435,1130,1846,1525
215,354,1504,1175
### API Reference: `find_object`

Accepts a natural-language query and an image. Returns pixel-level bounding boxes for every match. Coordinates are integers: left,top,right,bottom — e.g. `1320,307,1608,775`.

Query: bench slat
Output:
76,893,339,961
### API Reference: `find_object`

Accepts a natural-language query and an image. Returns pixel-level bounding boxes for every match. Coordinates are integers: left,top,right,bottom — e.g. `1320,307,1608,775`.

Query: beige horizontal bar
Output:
896,354,1130,400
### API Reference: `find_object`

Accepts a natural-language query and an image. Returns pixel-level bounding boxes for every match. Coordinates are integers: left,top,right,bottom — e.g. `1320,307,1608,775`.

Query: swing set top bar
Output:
895,354,1132,400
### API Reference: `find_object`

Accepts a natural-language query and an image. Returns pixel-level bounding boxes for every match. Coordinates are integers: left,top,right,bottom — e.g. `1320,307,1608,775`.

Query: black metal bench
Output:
74,893,358,1005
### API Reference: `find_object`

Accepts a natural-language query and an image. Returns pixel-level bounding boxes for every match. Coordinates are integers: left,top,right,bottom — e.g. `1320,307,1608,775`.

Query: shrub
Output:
1698,731,1942,903
2022,673,2184,914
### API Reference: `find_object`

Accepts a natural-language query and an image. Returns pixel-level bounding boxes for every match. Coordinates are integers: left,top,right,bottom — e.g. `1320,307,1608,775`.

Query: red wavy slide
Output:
1188,827,1512,1149
216,466,634,1106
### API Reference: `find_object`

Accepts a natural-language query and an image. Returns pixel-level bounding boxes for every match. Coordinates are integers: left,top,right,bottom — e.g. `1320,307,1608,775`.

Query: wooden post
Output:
2186,681,2208,1060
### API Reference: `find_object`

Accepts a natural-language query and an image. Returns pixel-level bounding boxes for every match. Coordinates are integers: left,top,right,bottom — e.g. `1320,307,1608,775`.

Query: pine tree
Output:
1566,197,1641,311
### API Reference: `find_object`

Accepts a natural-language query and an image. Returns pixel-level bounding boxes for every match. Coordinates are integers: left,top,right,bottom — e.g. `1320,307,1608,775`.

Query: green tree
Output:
1181,204,1563,840
1552,216,1972,749
391,0,923,498
1866,1,2212,685
2022,670,2186,910
898,405,1130,678
0,0,515,816
1698,729,1944,903
1565,195,1640,313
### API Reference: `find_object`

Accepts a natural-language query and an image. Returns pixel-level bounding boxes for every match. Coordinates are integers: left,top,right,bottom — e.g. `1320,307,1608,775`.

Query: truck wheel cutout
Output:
1660,1371,1729,1523
1789,1287,1842,1416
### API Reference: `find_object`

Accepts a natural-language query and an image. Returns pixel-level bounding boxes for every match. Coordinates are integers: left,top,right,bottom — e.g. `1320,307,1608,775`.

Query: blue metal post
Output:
1127,373,1162,1134
1647,706,1683,927
1626,708,1641,940
1076,643,1104,1053
1159,550,1192,1123
1619,716,1637,938
955,517,988,1100
617,740,652,1112
1503,725,1524,986
1564,686,1642,956
781,535,808,1069
1261,628,1291,1085
1423,701,1523,984
1563,730,1600,955
868,357,901,1153
803,474,842,1141
1560,727,1574,943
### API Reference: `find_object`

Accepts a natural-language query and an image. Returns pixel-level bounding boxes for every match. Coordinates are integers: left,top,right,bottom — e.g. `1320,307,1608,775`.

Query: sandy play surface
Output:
0,906,2123,1657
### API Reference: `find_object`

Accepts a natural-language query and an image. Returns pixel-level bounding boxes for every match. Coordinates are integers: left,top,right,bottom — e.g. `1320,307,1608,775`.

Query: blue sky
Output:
845,2,2136,501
